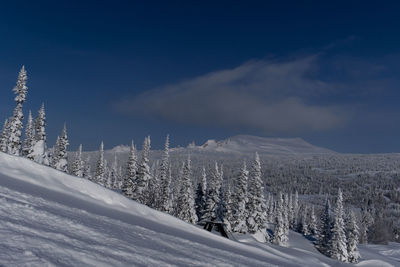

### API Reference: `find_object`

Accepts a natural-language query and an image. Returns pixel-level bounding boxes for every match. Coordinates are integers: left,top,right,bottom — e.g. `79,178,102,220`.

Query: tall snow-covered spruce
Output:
52,124,69,173
122,141,137,199
246,152,267,234
71,144,84,177
273,192,288,246
231,161,249,233
158,135,171,212
201,162,222,223
7,66,28,156
330,188,348,262
346,210,360,263
195,167,207,221
132,136,151,204
318,196,332,254
0,119,10,153
22,110,35,158
32,104,49,165
176,157,197,224
94,141,105,185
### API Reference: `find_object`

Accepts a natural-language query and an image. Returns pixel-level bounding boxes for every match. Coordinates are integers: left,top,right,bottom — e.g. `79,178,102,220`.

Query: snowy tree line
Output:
0,67,374,264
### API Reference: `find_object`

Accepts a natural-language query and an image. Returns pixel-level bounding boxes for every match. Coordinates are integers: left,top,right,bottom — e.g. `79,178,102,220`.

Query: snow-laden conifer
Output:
122,141,137,198
231,161,249,233
0,119,10,153
273,192,288,246
159,135,171,212
222,185,234,232
32,104,49,165
318,196,332,254
109,154,121,189
71,144,84,177
195,167,207,219
83,156,92,180
147,159,160,208
283,193,290,238
246,152,266,233
94,141,105,185
22,111,35,159
309,205,318,239
330,188,348,262
52,124,69,172
132,136,151,204
299,205,310,235
346,210,360,263
176,157,197,224
290,191,299,229
7,66,28,156
201,162,222,222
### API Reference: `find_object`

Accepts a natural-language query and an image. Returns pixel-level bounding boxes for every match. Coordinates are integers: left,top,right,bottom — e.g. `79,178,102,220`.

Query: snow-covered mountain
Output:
185,135,334,155
100,135,334,161
0,152,397,266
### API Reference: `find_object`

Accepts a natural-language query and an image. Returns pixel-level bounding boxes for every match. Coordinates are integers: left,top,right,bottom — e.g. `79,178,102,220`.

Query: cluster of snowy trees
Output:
1,67,364,264
1,66,69,170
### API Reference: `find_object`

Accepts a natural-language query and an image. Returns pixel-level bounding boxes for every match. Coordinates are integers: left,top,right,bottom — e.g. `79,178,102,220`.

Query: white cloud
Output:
116,56,347,134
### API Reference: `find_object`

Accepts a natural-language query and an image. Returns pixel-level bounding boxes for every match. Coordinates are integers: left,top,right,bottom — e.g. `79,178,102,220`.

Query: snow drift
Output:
0,152,398,266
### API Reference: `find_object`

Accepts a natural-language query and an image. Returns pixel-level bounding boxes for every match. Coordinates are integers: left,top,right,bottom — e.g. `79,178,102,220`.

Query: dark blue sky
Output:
1,1,400,153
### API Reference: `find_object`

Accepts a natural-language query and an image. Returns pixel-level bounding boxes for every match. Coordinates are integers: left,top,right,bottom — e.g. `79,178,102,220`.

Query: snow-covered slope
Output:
0,152,397,266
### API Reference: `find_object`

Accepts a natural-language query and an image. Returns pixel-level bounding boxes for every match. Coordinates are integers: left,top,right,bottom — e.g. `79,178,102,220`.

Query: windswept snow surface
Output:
0,152,398,266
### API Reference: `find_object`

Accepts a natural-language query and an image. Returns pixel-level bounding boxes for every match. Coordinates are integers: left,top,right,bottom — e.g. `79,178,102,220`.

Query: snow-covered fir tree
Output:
32,104,49,165
283,193,290,239
52,124,69,172
103,159,110,187
132,136,151,204
287,193,293,228
346,210,360,263
83,156,92,180
222,185,235,232
299,205,310,235
22,110,35,159
7,66,28,156
94,141,105,185
158,135,171,212
195,167,207,219
266,194,275,223
176,156,197,224
201,162,222,223
330,188,348,262
273,192,288,246
246,152,267,234
231,161,249,233
71,144,84,177
167,166,175,215
359,208,373,244
122,141,137,199
318,196,332,254
147,159,160,208
108,154,120,190
309,205,318,239
0,119,10,153
290,191,299,230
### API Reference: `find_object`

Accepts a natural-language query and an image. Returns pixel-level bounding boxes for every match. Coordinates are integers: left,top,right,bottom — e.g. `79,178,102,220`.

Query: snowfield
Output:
0,152,398,266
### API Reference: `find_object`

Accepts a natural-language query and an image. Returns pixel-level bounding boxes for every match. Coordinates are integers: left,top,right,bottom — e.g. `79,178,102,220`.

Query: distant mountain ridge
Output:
105,135,334,156
183,135,334,155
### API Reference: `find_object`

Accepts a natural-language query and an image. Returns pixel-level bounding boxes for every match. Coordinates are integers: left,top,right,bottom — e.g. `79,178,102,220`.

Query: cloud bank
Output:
116,56,348,134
